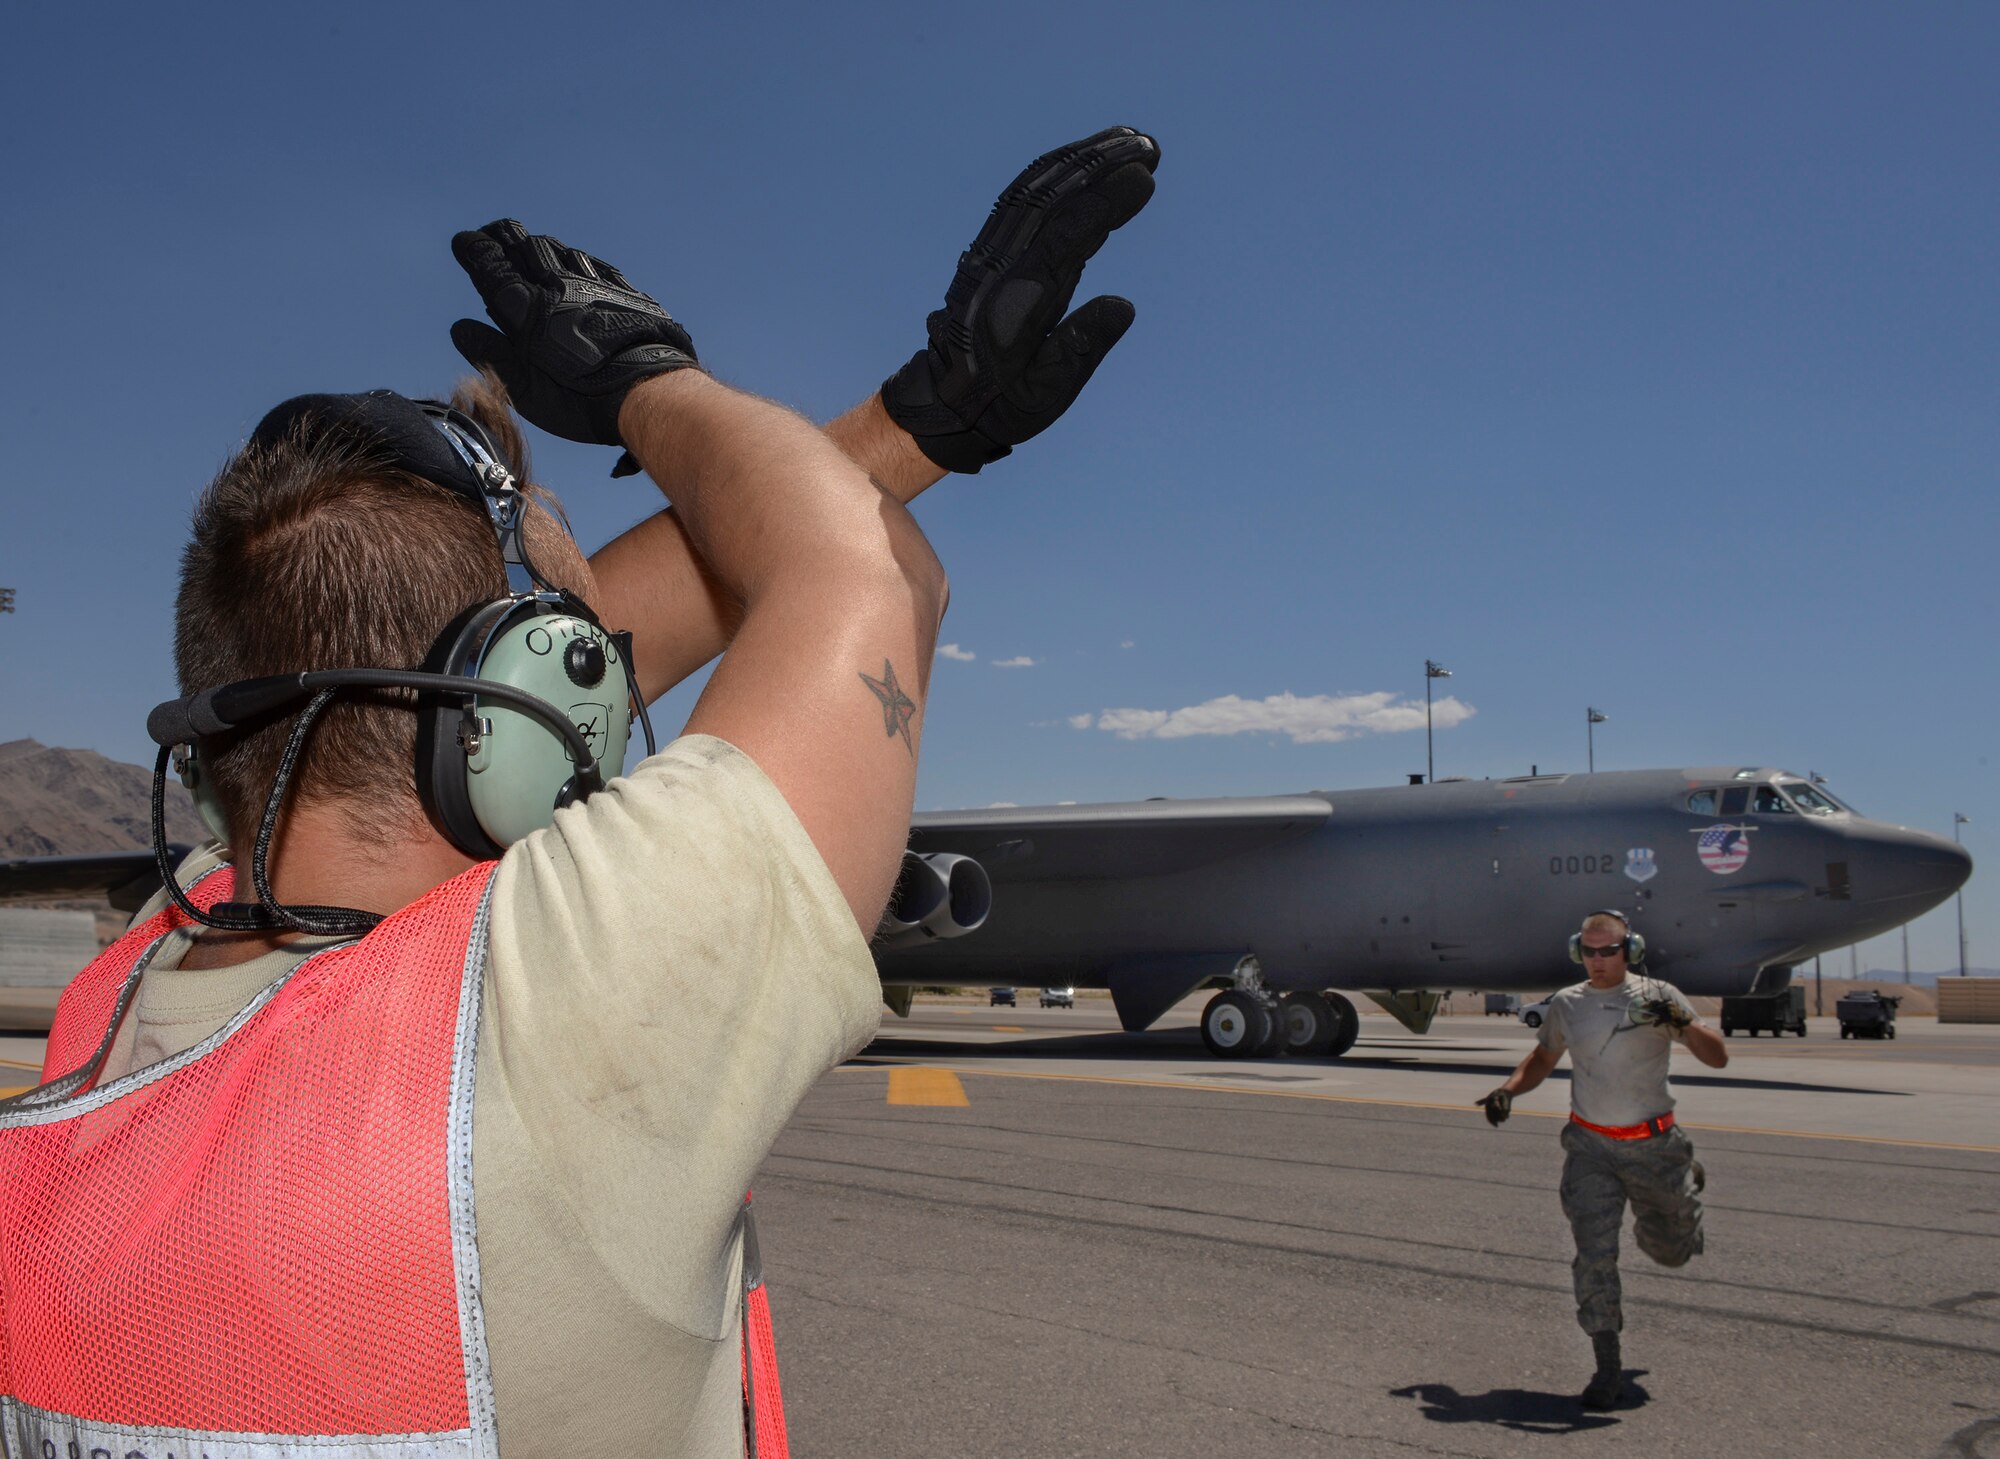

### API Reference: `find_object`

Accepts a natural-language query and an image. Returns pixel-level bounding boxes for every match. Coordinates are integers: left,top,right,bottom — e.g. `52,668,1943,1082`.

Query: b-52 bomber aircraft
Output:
1,767,1971,1061
872,767,1972,1060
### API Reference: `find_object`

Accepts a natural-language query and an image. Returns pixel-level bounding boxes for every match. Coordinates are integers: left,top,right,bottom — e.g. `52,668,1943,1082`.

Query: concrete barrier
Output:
1936,977,2000,1024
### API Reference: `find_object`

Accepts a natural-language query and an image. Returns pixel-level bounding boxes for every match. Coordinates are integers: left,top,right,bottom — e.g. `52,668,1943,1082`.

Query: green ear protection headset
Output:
148,390,656,937
1568,907,1646,968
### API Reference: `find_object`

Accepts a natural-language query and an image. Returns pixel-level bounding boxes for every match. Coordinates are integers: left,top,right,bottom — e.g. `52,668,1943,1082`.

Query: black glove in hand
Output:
1643,997,1694,1031
883,126,1161,473
1478,1088,1513,1127
450,220,698,473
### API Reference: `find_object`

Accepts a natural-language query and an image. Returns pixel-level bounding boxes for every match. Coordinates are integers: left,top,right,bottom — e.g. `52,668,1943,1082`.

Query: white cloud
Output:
936,643,976,661
1067,712,1095,729
1057,800,1077,806
1081,691,1476,745
1120,640,1135,649
986,801,1018,809
991,655,1039,668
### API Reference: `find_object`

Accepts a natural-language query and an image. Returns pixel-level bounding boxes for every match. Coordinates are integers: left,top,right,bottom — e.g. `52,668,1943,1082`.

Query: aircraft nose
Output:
1844,823,1972,916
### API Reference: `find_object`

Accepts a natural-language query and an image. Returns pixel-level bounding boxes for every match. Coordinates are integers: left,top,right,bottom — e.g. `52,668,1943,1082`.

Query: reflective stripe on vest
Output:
0,862,502,1456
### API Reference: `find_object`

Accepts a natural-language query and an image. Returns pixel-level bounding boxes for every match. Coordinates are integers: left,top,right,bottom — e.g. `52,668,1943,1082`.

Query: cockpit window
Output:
1686,789,1718,815
1719,786,1750,816
1784,782,1841,816
1753,785,1795,814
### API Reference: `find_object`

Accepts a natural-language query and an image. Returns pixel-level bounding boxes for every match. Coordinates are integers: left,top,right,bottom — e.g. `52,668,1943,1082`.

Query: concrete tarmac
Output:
5,1004,1996,1455
759,1003,2000,1459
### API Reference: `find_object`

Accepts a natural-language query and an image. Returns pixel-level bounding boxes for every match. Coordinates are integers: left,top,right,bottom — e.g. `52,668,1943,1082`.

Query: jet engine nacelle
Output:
876,851,992,948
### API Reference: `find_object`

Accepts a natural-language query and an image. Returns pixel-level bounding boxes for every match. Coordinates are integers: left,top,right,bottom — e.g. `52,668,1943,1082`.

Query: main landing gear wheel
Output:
1201,990,1274,1059
1279,992,1337,1056
1249,1001,1286,1058
1323,991,1361,1057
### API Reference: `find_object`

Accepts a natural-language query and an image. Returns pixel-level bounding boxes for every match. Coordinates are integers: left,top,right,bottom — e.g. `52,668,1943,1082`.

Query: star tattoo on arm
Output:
860,658,919,756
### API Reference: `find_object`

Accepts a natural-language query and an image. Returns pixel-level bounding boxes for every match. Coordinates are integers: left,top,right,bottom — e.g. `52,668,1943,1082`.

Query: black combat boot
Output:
1580,1331,1622,1410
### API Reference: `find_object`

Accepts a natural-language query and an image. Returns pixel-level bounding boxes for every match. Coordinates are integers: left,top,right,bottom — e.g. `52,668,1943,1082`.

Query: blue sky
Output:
1,2,1992,972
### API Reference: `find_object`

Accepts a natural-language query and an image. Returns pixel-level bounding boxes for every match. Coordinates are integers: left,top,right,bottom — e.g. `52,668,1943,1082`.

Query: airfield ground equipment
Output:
1836,990,1900,1039
1483,993,1521,1016
1721,985,1808,1037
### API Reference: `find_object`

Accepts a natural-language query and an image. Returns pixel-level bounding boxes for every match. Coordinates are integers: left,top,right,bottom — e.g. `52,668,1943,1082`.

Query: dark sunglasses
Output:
1579,943,1627,959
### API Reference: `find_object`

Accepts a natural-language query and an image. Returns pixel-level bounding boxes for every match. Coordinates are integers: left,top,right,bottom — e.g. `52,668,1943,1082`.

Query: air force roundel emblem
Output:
1623,847,1657,883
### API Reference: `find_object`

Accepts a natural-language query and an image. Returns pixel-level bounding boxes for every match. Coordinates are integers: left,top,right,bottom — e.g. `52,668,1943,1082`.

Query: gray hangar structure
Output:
874,767,1972,1059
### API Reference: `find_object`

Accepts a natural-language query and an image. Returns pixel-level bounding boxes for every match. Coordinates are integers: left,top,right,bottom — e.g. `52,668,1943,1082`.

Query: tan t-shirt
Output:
100,734,879,1457
1534,972,1699,1129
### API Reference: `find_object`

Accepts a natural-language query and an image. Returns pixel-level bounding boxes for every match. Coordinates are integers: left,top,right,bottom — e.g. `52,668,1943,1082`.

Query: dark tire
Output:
1722,1026,1733,1036
1279,992,1336,1056
1324,992,1361,1057
1249,1000,1286,1058
1523,1012,1543,1030
1201,991,1270,1059
1887,1025,1897,1040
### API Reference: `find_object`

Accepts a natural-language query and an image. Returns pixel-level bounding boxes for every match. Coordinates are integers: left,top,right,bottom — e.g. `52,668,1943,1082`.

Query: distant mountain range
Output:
0,738,206,857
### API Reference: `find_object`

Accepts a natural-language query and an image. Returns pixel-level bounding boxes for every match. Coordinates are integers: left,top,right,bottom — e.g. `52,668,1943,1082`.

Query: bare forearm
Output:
594,390,944,702
617,373,927,603
587,512,738,703
823,395,946,503
1504,1045,1562,1096
1680,1021,1729,1068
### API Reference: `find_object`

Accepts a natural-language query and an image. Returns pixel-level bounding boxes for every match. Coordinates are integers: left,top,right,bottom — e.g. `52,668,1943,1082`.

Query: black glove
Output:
1478,1088,1513,1127
450,220,699,475
883,126,1161,473
1643,997,1694,1030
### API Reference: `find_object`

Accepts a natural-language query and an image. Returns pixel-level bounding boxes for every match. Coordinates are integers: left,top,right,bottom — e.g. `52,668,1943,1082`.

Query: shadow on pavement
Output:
1389,1375,1651,1433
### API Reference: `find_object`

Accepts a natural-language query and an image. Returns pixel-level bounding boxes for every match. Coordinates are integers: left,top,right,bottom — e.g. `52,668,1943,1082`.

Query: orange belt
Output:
1570,1110,1676,1141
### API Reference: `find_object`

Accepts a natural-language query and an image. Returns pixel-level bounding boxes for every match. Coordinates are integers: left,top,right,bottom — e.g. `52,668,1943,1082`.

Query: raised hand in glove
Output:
1642,997,1694,1031
1477,1088,1513,1127
450,220,699,474
883,126,1161,473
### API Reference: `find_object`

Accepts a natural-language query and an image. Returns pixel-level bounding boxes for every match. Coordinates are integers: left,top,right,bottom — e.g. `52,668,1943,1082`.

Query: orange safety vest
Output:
0,863,790,1458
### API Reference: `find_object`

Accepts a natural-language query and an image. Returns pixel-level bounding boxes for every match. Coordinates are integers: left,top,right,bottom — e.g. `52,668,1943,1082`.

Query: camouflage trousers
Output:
1558,1119,1704,1335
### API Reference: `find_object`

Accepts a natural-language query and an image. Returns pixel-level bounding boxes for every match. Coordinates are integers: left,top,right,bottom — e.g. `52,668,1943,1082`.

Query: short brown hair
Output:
175,373,576,847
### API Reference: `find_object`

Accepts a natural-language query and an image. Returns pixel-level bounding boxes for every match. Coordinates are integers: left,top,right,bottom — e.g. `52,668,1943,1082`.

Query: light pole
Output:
1586,707,1607,773
1424,660,1451,783
1955,813,1971,977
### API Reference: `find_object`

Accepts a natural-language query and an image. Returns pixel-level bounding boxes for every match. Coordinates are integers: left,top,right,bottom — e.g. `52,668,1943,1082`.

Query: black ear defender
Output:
147,390,658,935
1567,907,1646,968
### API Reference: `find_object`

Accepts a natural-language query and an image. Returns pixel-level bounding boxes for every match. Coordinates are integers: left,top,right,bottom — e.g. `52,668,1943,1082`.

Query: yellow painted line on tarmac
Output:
991,1025,1026,1033
886,1067,970,1107
904,1065,2000,1155
0,1087,29,1100
0,1058,41,1071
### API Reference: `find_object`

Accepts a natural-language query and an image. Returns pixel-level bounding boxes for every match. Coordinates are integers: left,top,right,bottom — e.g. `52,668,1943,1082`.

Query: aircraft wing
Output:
0,849,180,912
908,795,1332,881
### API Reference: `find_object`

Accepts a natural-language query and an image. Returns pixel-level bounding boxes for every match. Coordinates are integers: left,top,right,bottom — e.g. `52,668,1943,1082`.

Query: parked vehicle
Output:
988,986,1016,1007
1039,986,1075,1008
1483,993,1521,1017
1836,990,1900,1040
1721,985,1808,1037
1518,998,1554,1030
